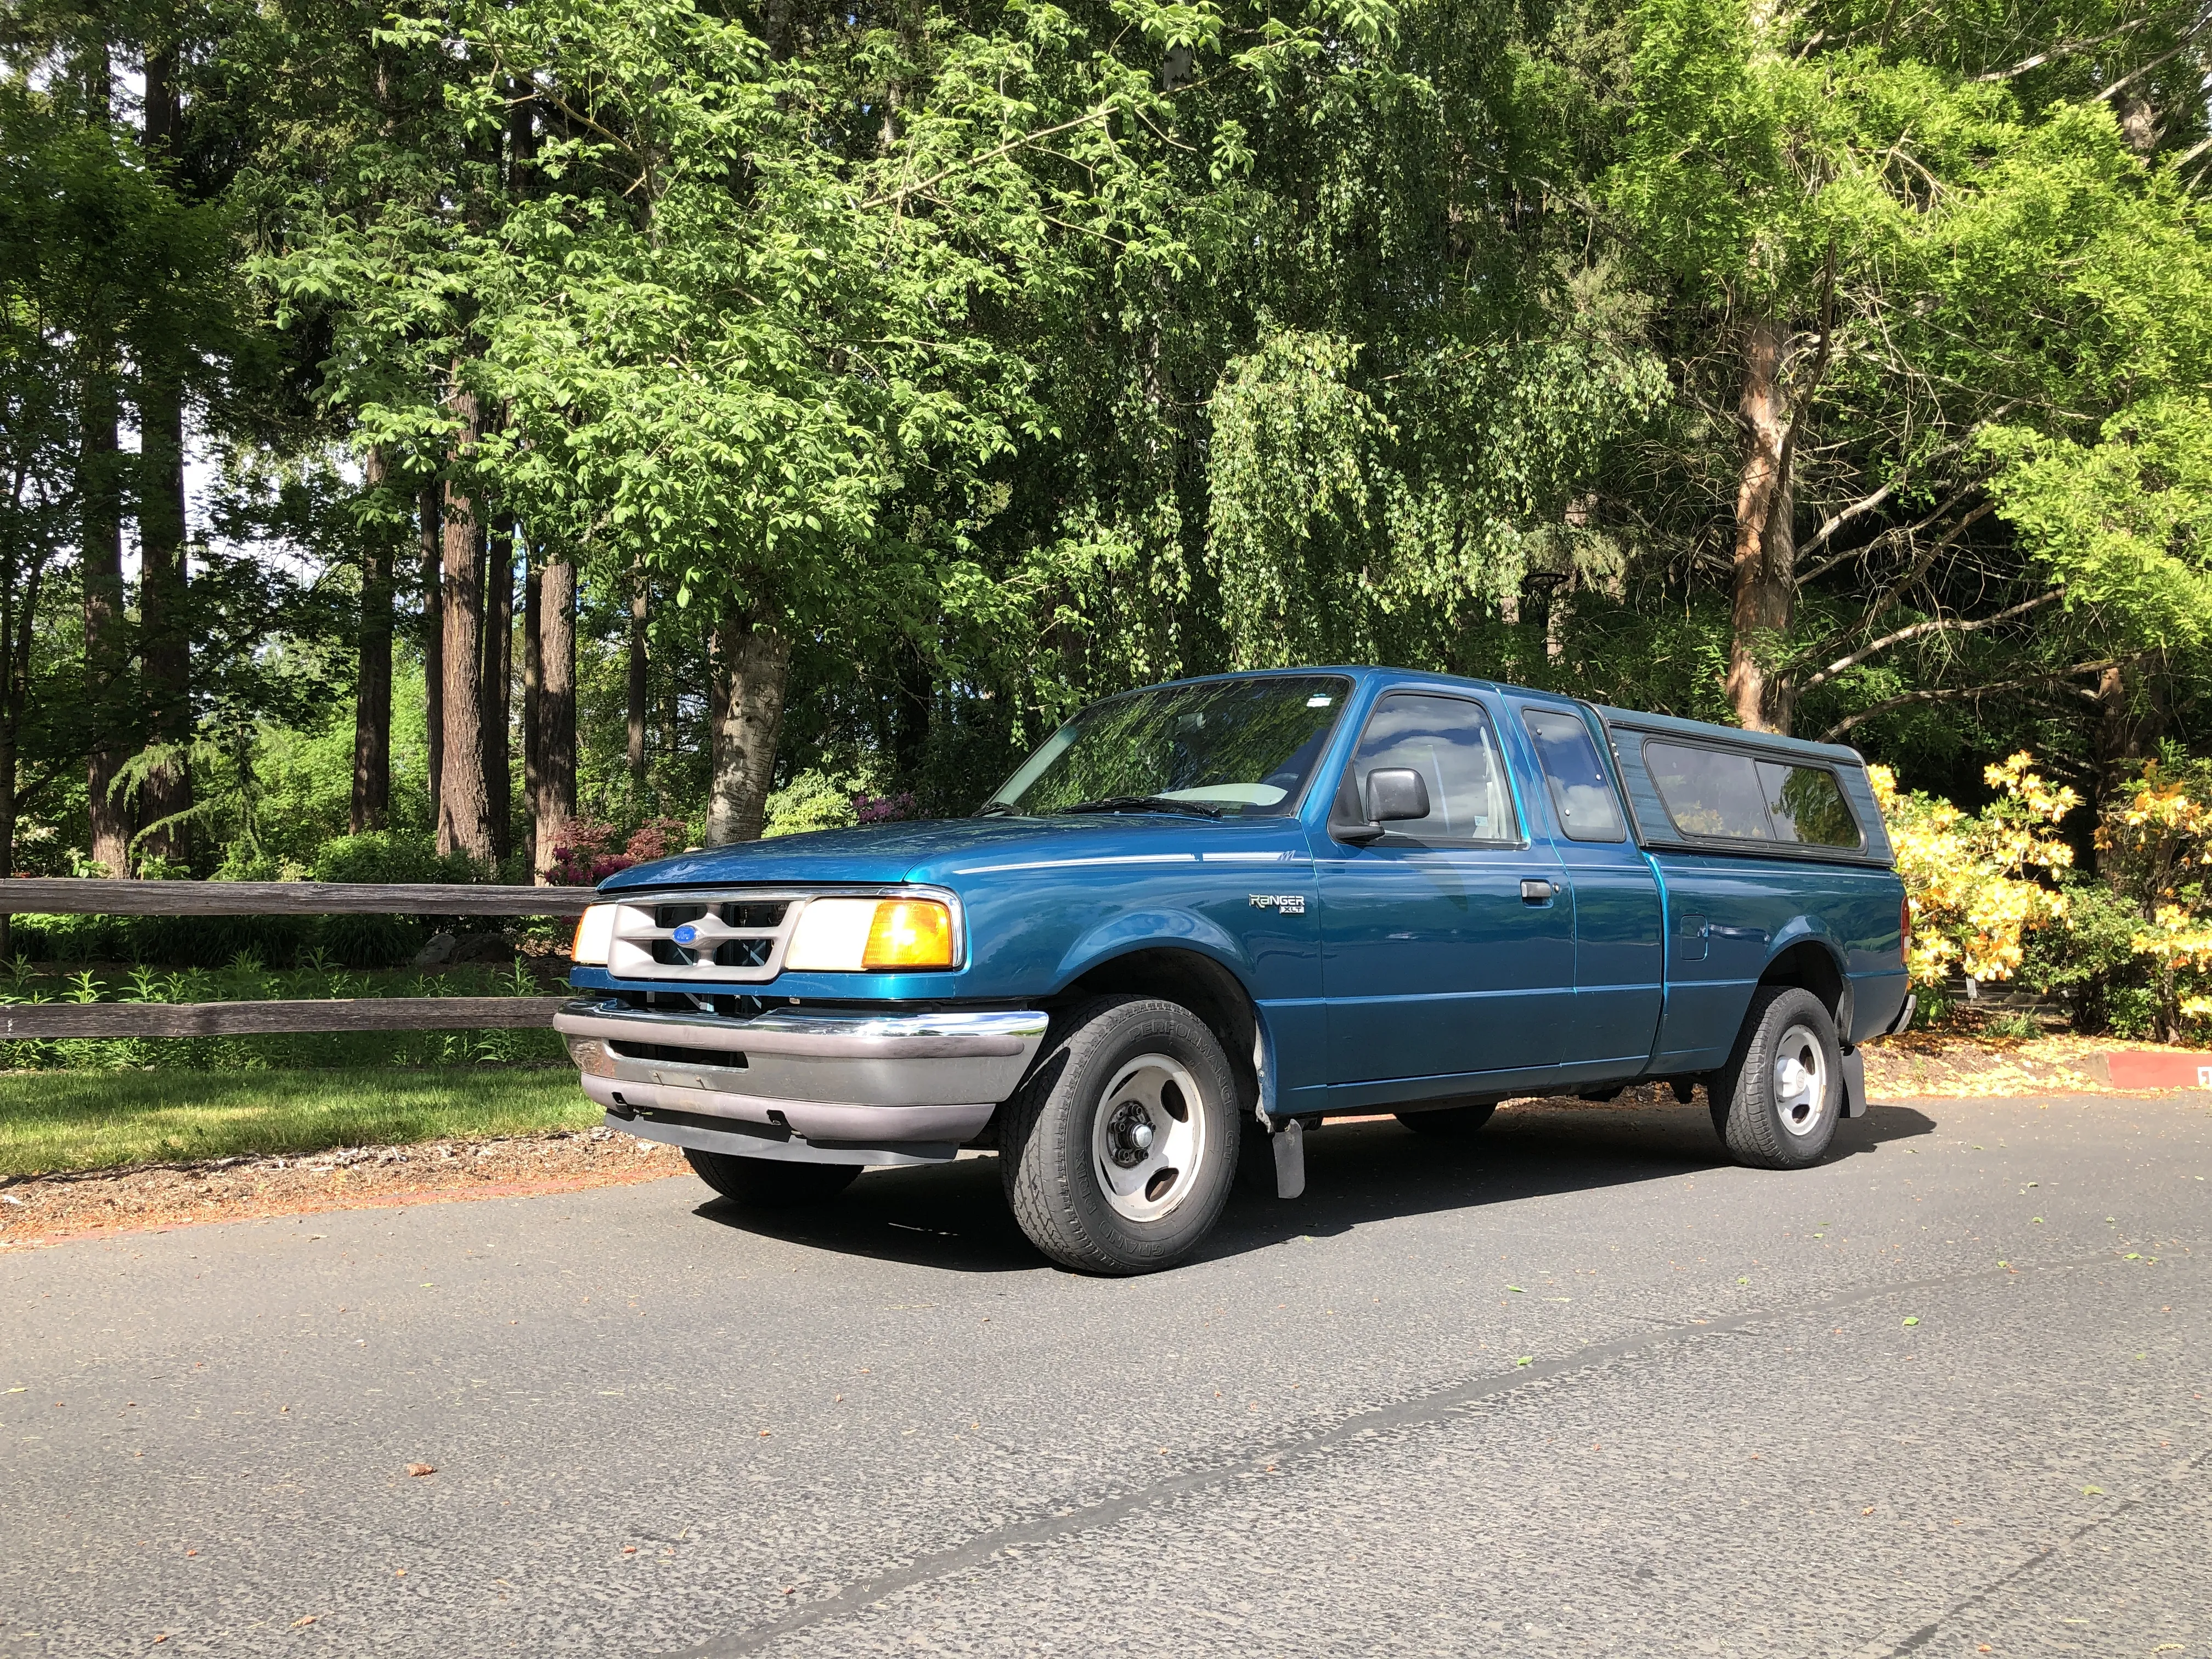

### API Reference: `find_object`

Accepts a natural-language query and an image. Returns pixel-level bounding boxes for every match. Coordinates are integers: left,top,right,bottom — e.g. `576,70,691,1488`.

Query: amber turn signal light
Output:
862,900,955,970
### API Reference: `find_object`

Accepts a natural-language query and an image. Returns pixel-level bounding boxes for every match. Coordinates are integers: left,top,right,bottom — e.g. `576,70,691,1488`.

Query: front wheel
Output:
1710,986,1843,1169
685,1148,861,1208
1000,996,1240,1275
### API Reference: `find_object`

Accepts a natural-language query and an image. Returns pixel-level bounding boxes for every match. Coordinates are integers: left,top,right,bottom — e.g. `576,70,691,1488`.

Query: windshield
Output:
983,675,1352,819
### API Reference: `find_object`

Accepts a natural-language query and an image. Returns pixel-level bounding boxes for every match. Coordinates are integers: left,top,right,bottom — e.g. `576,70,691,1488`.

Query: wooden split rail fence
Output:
0,878,595,1041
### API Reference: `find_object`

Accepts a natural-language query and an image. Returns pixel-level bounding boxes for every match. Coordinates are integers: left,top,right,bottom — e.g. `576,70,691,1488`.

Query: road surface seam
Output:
668,1254,2153,1658
1867,1443,2211,1656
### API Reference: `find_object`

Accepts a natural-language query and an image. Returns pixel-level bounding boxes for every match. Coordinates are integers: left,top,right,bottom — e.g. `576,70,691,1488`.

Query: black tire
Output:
685,1148,861,1207
1000,995,1240,1275
1395,1098,1498,1137
1709,985,1843,1169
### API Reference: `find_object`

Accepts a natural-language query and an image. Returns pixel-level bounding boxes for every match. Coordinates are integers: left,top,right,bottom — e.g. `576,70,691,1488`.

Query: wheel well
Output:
1056,948,1262,1113
1760,939,1849,1034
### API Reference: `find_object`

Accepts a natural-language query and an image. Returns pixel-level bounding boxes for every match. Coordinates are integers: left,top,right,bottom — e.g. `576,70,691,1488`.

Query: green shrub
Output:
763,768,866,838
124,912,313,968
2020,880,2144,1035
309,830,481,885
303,832,490,967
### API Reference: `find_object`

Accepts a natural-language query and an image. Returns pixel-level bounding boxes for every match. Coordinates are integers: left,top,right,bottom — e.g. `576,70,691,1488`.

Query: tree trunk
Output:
80,348,130,878
481,516,514,862
75,43,131,878
0,552,40,958
705,613,791,845
891,642,931,783
627,556,648,793
436,394,492,863
352,450,395,833
1725,317,1797,735
137,44,191,866
420,484,443,831
522,551,541,872
2090,661,2166,827
535,549,577,879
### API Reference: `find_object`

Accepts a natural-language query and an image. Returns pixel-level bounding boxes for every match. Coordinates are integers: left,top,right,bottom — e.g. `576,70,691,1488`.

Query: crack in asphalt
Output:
666,1255,2143,1658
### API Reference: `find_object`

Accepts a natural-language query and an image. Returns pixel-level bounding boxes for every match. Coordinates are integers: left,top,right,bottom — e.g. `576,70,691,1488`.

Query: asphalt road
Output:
3,1089,2208,1659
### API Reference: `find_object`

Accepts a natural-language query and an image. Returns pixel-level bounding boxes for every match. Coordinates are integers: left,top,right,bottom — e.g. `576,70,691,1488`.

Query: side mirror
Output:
1365,768,1431,823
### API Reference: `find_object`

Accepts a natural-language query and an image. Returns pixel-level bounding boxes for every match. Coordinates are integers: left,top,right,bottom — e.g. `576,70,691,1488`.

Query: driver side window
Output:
1340,693,1522,846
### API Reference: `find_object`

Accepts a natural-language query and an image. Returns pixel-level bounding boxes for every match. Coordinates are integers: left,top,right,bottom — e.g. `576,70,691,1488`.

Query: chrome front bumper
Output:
552,999,1049,1165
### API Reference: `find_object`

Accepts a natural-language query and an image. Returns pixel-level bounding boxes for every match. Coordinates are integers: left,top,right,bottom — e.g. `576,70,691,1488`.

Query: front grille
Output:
602,889,810,984
648,937,776,969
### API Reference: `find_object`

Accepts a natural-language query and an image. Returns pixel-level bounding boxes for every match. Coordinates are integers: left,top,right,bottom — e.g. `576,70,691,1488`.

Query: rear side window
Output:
1345,693,1521,845
1757,761,1861,847
1645,742,1771,839
1520,709,1626,842
1645,740,1861,848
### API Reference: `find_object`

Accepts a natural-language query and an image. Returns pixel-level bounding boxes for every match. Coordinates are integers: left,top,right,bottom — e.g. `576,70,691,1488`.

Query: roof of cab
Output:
1131,667,1841,754
1135,664,1585,707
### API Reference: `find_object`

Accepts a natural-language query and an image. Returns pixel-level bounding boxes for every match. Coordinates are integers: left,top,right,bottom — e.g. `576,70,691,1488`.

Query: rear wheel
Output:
684,1148,861,1208
1395,1099,1498,1137
1710,986,1842,1169
1000,996,1239,1275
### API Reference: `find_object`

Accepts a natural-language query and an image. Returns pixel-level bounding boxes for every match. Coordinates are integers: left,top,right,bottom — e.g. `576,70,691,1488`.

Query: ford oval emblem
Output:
672,924,698,945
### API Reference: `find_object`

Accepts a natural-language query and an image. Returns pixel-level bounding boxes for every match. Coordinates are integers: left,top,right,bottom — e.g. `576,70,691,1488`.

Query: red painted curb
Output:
2101,1050,2212,1090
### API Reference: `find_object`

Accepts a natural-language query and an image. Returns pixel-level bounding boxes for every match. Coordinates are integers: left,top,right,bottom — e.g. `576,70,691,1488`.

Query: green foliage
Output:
2021,878,2147,1034
1983,396,2212,647
762,769,870,839
1209,331,1665,665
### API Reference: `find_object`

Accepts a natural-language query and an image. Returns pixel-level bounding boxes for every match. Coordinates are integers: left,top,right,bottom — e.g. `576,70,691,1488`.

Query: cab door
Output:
1314,691,1574,1100
1509,701,1665,1079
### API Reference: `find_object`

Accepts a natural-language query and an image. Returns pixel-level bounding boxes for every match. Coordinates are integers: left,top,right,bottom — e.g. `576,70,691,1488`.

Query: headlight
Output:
570,903,617,966
785,898,956,972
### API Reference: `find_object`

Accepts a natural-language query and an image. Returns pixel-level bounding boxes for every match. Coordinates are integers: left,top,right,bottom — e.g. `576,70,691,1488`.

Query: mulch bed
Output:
1860,1028,2202,1099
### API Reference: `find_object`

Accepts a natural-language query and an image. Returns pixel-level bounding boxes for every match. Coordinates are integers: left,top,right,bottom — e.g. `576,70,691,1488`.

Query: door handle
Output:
1520,878,1558,904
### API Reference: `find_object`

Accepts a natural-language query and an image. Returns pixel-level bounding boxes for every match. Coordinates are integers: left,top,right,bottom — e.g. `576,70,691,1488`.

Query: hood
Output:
596,812,1302,893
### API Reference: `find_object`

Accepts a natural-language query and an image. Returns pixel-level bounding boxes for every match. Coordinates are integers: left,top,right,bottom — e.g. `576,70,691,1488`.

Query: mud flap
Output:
1840,1046,1867,1119
1272,1117,1306,1199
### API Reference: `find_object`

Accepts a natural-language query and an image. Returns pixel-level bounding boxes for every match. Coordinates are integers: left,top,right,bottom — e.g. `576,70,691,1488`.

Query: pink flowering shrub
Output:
623,816,691,863
544,817,693,885
853,791,919,825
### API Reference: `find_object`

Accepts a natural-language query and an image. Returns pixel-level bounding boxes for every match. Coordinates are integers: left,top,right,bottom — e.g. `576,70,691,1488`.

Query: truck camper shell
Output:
1592,704,1894,870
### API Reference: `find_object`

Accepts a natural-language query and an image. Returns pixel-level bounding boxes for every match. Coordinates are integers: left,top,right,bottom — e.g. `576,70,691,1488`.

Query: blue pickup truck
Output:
555,667,1914,1274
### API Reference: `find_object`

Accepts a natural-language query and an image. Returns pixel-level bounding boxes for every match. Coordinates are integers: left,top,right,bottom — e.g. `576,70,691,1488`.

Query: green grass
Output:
0,1067,599,1178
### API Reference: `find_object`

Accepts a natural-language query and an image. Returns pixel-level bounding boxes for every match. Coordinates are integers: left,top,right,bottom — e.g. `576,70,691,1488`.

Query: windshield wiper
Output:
1059,795,1226,819
975,801,1021,817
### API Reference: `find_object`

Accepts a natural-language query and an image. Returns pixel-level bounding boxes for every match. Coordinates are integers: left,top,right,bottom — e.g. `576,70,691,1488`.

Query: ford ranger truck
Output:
555,668,1914,1275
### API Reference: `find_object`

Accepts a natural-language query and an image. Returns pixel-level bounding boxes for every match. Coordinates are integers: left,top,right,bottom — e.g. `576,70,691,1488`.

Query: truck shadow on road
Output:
690,1096,1938,1274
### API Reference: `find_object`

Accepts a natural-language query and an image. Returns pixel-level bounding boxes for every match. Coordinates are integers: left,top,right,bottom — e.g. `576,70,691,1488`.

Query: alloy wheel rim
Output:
1771,1023,1830,1137
1091,1054,1206,1222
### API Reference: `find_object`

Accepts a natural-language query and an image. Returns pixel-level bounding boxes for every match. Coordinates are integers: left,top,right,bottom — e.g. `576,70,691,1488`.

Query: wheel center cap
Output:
1107,1101,1154,1167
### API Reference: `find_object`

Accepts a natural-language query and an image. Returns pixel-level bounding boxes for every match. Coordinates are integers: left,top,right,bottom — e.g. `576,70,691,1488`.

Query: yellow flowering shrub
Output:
2097,759,2212,1035
1869,753,2074,988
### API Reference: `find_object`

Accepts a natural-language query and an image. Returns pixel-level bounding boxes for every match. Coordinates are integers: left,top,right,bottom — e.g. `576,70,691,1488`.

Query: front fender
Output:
1051,907,1260,990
